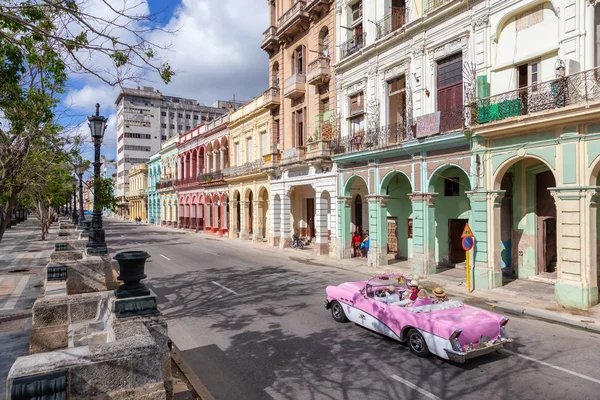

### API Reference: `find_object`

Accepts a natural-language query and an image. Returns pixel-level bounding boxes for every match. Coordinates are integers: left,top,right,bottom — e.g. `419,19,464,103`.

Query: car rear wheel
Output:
331,301,348,323
407,329,430,357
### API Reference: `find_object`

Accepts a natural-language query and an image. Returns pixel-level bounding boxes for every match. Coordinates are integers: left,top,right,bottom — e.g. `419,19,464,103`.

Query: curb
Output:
170,343,215,400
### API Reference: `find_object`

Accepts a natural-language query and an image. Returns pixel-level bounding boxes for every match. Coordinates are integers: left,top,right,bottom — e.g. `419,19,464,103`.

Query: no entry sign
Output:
462,236,474,251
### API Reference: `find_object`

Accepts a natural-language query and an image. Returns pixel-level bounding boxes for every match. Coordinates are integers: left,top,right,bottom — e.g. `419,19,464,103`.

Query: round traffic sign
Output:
462,237,474,251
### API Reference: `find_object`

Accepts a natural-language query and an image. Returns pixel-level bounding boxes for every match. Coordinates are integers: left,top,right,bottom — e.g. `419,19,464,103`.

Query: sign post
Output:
461,223,475,293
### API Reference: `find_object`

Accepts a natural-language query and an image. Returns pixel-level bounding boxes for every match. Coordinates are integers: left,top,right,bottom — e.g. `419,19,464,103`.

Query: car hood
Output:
427,305,501,345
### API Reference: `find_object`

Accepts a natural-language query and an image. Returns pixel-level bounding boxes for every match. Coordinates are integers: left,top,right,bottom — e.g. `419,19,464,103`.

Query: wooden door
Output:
387,217,398,256
449,219,468,264
437,53,463,133
306,198,315,238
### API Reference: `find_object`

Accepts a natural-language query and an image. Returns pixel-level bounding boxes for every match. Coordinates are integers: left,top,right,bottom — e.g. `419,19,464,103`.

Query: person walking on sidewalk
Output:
352,231,362,257
361,231,370,258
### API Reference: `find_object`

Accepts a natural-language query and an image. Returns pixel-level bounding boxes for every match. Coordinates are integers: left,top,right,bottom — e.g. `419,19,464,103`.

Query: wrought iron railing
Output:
278,0,307,28
470,67,600,126
222,160,264,177
156,180,173,190
376,7,406,40
198,171,224,183
331,122,413,155
340,33,366,60
424,0,451,13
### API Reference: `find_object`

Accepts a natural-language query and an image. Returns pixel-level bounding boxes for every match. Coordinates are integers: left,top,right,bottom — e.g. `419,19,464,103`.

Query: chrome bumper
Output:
444,338,512,363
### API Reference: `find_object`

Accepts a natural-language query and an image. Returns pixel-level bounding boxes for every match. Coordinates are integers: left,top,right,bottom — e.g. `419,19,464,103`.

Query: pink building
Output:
175,114,230,235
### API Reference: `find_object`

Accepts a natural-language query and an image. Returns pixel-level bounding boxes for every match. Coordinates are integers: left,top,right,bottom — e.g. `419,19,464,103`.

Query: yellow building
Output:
224,94,273,242
126,163,148,222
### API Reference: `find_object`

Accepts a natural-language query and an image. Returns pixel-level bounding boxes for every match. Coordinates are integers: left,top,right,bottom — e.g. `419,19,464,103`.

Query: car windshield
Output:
365,274,408,297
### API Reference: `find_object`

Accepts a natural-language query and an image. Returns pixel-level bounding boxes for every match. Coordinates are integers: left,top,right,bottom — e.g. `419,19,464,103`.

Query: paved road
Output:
106,220,600,400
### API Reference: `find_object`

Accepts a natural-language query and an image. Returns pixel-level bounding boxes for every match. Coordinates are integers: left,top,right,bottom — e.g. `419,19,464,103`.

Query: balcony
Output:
277,0,309,42
197,171,224,185
174,177,197,188
261,26,279,55
262,87,281,109
424,0,453,14
307,56,331,86
376,7,406,40
126,189,147,200
263,151,281,169
470,67,600,129
340,33,366,60
306,139,332,159
305,0,332,19
280,146,307,166
331,122,412,156
156,181,174,190
222,160,264,178
284,73,306,99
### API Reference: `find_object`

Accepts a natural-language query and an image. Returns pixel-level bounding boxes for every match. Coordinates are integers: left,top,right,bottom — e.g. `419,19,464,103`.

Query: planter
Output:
114,251,151,299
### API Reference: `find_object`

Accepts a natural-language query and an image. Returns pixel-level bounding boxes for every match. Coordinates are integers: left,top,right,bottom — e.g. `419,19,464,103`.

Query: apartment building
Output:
114,86,239,218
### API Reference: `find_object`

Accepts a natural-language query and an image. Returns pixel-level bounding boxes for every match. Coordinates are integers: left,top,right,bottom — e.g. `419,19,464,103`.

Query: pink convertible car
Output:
324,274,512,363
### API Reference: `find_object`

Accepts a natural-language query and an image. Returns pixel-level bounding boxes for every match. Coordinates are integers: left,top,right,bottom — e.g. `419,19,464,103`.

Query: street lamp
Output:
86,103,108,254
76,162,89,231
71,178,78,224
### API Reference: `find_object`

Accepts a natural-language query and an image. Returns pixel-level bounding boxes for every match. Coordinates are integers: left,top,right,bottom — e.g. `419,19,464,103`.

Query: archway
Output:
245,189,254,236
259,187,269,240
341,175,369,258
428,165,471,267
381,171,413,261
493,157,557,280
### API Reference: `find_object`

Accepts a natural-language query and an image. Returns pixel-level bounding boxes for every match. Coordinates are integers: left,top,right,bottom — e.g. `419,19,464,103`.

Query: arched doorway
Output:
341,175,369,259
381,171,413,261
493,157,557,279
428,165,471,267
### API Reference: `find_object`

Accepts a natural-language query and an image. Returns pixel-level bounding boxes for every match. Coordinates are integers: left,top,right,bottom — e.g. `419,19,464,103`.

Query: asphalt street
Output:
105,220,600,400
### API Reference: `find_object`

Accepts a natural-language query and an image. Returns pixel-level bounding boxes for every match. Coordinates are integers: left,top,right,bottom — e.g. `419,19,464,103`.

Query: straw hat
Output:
432,287,447,298
408,280,419,288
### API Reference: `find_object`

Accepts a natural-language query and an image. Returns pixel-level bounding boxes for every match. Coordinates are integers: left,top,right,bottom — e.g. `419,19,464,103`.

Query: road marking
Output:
160,254,171,261
1,275,30,311
502,350,600,385
135,242,141,245
205,251,219,256
390,374,442,400
211,281,239,295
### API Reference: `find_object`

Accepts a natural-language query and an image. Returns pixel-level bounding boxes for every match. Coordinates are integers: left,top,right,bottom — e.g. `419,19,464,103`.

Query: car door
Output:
351,287,401,341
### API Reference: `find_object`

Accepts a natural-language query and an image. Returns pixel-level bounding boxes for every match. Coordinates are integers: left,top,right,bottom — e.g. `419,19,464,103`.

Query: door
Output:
387,217,398,256
437,53,463,133
355,195,363,231
306,198,315,239
449,219,468,264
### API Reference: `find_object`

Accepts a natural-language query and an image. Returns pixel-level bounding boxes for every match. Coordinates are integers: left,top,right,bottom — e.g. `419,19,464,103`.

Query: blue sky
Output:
64,0,268,167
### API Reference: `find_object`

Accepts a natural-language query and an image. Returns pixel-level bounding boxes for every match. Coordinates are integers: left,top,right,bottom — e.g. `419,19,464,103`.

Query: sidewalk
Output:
0,217,57,399
144,220,600,334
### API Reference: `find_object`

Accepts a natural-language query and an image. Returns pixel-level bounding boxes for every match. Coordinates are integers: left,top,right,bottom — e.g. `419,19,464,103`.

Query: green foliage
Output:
92,177,118,212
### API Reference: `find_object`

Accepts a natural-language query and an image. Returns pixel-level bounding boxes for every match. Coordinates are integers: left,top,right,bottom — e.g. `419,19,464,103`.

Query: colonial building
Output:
465,0,600,309
126,163,148,222
224,95,272,241
261,0,338,254
157,137,179,227
176,114,231,234
333,0,475,271
147,153,161,224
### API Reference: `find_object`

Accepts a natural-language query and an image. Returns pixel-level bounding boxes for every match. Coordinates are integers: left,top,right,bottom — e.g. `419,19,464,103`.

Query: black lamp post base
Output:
86,247,108,255
114,290,159,318
77,220,91,232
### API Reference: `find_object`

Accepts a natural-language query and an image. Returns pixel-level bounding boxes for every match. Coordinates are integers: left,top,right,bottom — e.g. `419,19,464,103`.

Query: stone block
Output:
30,326,68,354
66,257,114,295
70,301,99,323
32,302,68,328
99,382,167,400
50,250,84,263
132,355,164,387
69,358,131,398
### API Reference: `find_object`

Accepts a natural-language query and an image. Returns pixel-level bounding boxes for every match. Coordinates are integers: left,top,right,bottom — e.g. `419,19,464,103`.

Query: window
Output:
194,115,199,120
161,111,166,116
170,112,174,118
388,76,406,127
517,61,539,90
351,2,362,23
170,124,174,129
407,218,413,238
178,113,183,118
294,46,305,74
350,115,364,136
161,135,167,141
261,132,268,156
178,125,183,130
349,92,364,116
161,123,167,128
293,109,305,147
186,126,190,130
272,62,280,88
186,114,190,119
515,5,543,32
234,142,240,165
437,53,463,132
201,116,207,121
273,119,280,145
124,145,152,152
444,177,460,196
246,137,253,162
320,28,329,57
124,132,151,139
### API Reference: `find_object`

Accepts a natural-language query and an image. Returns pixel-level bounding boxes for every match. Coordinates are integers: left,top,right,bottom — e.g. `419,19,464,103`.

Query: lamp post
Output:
86,103,108,254
76,162,89,231
71,178,78,224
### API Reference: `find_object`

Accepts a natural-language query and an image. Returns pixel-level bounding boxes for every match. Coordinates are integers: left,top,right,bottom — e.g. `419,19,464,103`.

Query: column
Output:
337,196,352,259
220,149,225,171
408,193,438,277
253,199,262,242
181,156,186,180
467,190,500,290
366,195,389,267
213,151,218,174
270,192,281,247
230,199,239,239
241,201,249,240
315,192,330,255
279,191,291,247
586,3,596,71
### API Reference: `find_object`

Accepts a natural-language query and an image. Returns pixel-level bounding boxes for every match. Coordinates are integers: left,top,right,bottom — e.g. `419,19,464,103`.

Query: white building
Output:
114,86,240,218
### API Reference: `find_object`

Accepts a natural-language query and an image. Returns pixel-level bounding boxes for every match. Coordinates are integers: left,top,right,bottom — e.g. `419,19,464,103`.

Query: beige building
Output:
224,95,273,242
126,163,148,222
261,0,337,253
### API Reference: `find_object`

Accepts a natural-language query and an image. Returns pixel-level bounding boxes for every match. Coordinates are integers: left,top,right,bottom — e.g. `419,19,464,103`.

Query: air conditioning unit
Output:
564,58,580,76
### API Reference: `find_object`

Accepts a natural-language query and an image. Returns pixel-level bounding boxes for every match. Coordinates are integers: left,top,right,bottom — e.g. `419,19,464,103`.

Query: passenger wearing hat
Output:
402,280,420,301
432,287,448,303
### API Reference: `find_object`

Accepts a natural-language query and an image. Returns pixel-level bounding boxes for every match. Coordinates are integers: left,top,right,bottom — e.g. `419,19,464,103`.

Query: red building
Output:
175,114,230,235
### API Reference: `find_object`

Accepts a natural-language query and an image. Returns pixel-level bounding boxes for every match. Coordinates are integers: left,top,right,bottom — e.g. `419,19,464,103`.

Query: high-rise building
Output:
114,86,235,218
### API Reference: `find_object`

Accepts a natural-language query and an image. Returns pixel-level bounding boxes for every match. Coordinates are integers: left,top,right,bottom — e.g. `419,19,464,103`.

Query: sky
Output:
65,0,269,163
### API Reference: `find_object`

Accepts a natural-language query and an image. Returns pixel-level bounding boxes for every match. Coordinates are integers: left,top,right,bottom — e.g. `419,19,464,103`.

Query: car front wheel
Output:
407,329,431,358
331,300,348,323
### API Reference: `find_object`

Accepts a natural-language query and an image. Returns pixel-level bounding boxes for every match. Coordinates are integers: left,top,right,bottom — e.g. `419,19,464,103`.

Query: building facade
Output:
261,0,338,254
147,154,162,225
224,95,272,241
177,114,231,234
126,163,148,222
114,86,237,218
157,137,179,227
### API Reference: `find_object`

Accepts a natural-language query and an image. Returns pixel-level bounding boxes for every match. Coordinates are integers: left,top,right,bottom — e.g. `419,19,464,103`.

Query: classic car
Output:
324,274,512,363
